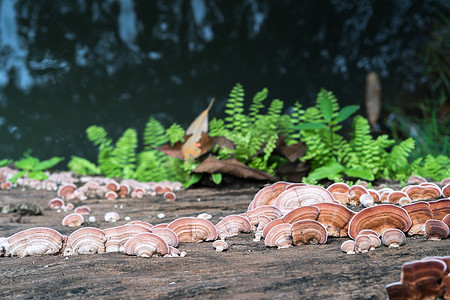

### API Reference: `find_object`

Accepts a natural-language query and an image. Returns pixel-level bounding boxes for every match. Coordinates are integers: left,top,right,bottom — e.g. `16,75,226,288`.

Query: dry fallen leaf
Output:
365,71,382,128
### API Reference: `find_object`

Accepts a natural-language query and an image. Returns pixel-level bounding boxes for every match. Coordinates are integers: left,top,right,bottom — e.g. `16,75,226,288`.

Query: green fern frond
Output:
387,137,415,173
224,83,246,130
166,123,185,146
249,88,268,123
316,88,340,118
267,99,284,117
67,156,101,175
408,154,450,181
209,118,227,137
143,117,168,148
86,126,112,151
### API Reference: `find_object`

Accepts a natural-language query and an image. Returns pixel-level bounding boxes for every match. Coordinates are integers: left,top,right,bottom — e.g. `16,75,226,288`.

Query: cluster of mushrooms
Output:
385,256,450,300
0,170,449,261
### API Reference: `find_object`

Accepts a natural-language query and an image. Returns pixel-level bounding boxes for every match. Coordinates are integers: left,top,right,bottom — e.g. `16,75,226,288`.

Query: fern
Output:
224,83,246,130
408,155,450,181
386,137,415,177
248,88,268,123
67,156,101,175
166,123,185,146
143,117,168,148
209,118,226,137
86,126,112,151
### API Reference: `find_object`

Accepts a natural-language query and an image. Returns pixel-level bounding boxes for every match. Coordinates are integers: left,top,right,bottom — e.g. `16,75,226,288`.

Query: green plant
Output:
67,156,101,175
0,159,12,167
10,152,64,183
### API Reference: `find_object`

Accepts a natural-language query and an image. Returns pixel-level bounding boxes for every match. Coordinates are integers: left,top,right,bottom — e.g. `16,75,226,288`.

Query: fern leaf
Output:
166,123,185,146
143,118,168,148
249,88,268,122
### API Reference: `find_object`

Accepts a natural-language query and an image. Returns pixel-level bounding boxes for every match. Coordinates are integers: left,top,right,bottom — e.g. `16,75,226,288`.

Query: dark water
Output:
0,0,448,163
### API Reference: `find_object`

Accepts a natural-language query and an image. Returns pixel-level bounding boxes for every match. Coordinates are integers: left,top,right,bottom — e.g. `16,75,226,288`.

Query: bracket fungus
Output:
348,204,412,239
215,215,252,239
150,227,179,247
264,223,293,249
340,240,355,254
443,184,450,198
123,232,169,258
348,185,369,206
254,215,272,241
164,191,176,201
274,185,336,209
246,205,283,229
105,191,118,200
74,205,91,215
104,211,120,223
327,182,350,205
354,234,371,253
262,218,285,239
387,191,409,205
358,229,381,249
313,203,356,237
406,175,427,185
402,202,432,236
382,229,406,247
429,199,450,220
62,213,85,227
443,214,450,227
6,227,63,258
48,198,64,209
425,219,449,240
282,206,320,225
126,221,153,230
291,220,327,245
65,227,106,256
212,240,228,252
406,185,441,201
248,181,290,210
167,217,218,242
104,224,151,252
57,183,77,200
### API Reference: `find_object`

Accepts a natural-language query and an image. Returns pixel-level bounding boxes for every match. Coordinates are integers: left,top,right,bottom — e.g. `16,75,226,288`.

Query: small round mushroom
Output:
118,184,131,198
213,240,228,252
74,205,91,215
358,229,381,249
340,240,355,254
48,198,65,209
215,215,252,240
197,213,212,220
123,232,169,257
106,180,120,192
367,189,380,203
57,183,77,200
443,183,450,198
104,212,120,223
425,219,449,240
164,191,176,201
264,223,293,249
382,229,406,247
354,234,371,253
291,220,327,245
105,191,118,200
62,213,85,227
348,185,369,206
167,217,218,242
359,194,374,208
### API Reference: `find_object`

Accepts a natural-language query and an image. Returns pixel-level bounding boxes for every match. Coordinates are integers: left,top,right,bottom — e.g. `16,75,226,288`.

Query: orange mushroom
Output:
402,201,432,236
425,219,449,240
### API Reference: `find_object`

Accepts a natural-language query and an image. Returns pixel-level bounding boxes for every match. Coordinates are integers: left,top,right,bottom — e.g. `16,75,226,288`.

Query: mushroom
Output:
402,201,432,236
327,182,350,205
354,234,371,253
387,191,409,205
340,240,356,254
347,204,412,239
197,213,212,220
274,185,336,209
65,227,106,256
262,218,285,239
385,282,413,299
248,181,289,210
348,185,369,206
291,220,327,245
282,206,320,224
425,219,449,240
6,227,63,258
246,205,283,230
168,246,181,257
62,213,85,227
381,229,406,247
406,175,427,185
406,185,441,201
123,232,169,257
313,203,356,237
215,215,252,239
105,191,118,200
358,229,381,249
48,198,65,209
104,212,120,223
154,185,165,195
398,197,412,206
118,184,131,198
106,180,120,192
167,217,218,242
74,205,91,215
164,191,176,201
443,184,450,198
359,194,374,208
152,223,169,229
443,214,450,228
57,183,77,200
367,189,380,203
212,240,228,252
150,227,179,247
379,191,391,204
254,215,272,241
104,224,151,252
441,178,450,186
264,223,293,249
429,199,450,220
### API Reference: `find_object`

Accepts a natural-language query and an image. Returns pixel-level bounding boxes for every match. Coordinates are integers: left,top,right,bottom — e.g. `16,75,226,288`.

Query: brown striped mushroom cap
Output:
48,198,64,209
163,191,176,201
406,175,427,185
57,183,77,199
123,232,169,257
406,185,441,201
106,180,120,192
126,221,153,230
348,185,369,206
313,203,356,238
212,240,228,252
291,220,327,245
379,191,391,204
65,227,106,256
104,224,151,252
118,184,131,198
150,227,179,248
402,201,432,236
274,185,336,209
264,223,293,249
442,178,450,186
385,282,412,299
262,218,285,238
387,191,409,205
421,256,450,276
167,217,218,242
254,215,272,241
327,182,350,205
62,213,85,227
425,219,449,241
246,205,283,229
215,215,252,239
429,199,450,220
347,204,412,239
74,205,91,215
248,181,289,210
354,234,371,253
358,229,381,249
105,190,118,200
443,184,450,198
367,189,380,203
7,227,63,258
340,240,355,254
443,214,450,228
381,229,406,247
282,206,320,224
